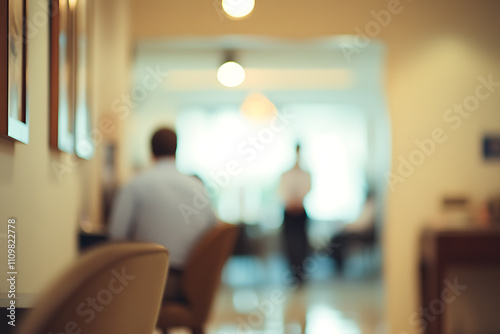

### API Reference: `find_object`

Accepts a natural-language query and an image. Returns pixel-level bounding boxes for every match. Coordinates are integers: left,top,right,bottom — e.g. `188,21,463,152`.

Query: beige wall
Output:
128,1,500,333
0,0,82,297
384,16,500,333
0,0,130,299
92,0,132,185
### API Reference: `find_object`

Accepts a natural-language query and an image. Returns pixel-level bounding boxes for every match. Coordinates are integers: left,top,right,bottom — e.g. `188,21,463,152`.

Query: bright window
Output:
176,103,368,225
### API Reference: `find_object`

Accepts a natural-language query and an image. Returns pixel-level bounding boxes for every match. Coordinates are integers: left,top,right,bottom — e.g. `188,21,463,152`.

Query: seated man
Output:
109,128,217,302
330,190,376,274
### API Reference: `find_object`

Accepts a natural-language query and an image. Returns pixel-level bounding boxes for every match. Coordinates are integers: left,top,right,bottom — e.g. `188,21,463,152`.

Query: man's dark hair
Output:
151,128,177,158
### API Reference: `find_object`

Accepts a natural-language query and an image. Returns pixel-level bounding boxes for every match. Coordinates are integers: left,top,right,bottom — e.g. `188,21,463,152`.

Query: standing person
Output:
109,127,217,302
279,144,312,284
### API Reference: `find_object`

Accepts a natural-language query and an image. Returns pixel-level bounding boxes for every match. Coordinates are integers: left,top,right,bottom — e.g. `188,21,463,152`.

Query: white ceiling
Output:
131,35,386,112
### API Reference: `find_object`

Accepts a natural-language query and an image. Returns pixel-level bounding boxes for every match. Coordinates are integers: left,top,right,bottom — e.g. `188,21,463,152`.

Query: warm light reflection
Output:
68,0,77,9
222,0,255,18
240,92,277,122
232,289,259,313
80,219,92,233
306,305,361,334
217,61,246,87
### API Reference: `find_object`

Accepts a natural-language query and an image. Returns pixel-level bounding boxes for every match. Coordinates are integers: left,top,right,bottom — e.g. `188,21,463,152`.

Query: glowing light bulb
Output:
217,61,245,88
222,0,255,18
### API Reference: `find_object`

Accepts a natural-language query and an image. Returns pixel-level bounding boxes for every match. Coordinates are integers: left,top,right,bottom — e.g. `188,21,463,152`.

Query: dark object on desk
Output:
78,231,108,251
420,228,500,334
487,195,500,225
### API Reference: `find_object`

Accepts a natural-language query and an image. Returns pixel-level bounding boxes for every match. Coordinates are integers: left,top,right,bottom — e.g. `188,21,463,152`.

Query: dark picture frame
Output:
49,0,75,153
50,0,94,158
0,0,29,144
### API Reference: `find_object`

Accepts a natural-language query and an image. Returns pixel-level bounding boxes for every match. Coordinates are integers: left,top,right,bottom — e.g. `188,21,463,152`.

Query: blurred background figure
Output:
279,144,312,284
108,128,217,303
330,188,376,275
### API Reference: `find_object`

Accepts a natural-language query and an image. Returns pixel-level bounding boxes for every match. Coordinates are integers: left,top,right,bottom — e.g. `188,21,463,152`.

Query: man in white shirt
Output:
279,144,311,285
109,128,217,301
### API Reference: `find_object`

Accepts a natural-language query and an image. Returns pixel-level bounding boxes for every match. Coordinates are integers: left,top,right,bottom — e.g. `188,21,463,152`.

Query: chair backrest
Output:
183,223,240,322
16,243,169,334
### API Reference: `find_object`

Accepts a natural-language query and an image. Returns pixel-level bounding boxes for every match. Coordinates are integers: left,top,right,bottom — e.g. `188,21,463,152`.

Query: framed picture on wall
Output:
0,0,29,144
49,0,76,153
74,0,94,159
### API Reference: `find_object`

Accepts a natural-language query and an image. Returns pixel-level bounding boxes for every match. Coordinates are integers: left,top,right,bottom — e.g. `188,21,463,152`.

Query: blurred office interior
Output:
1,1,500,334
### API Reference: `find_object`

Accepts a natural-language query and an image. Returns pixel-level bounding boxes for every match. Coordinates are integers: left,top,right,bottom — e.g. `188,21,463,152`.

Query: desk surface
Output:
420,227,500,334
421,227,500,265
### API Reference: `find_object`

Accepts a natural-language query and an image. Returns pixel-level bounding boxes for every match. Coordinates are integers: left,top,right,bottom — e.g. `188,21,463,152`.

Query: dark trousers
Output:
282,208,309,282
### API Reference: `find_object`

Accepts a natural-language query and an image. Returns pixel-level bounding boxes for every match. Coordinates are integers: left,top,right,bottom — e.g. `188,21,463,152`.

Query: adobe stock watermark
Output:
178,109,297,224
46,267,135,334
386,73,499,191
340,0,411,63
237,239,340,334
400,277,467,334
51,66,168,183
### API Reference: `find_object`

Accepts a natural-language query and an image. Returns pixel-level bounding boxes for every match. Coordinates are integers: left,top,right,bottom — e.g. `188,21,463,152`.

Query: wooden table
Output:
419,227,500,334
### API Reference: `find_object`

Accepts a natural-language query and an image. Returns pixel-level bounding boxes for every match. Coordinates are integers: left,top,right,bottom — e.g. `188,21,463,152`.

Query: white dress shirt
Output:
109,158,217,269
279,165,311,210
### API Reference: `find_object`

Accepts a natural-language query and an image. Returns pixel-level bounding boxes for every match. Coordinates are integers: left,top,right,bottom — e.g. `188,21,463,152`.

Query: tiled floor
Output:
205,277,385,334
161,254,386,334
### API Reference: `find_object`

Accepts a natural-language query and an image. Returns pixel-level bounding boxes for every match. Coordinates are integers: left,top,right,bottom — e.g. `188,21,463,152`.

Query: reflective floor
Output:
162,253,385,334
206,278,385,334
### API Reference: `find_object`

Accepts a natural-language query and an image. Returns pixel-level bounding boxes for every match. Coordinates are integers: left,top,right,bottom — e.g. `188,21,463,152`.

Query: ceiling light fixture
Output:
217,50,245,88
222,0,255,19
